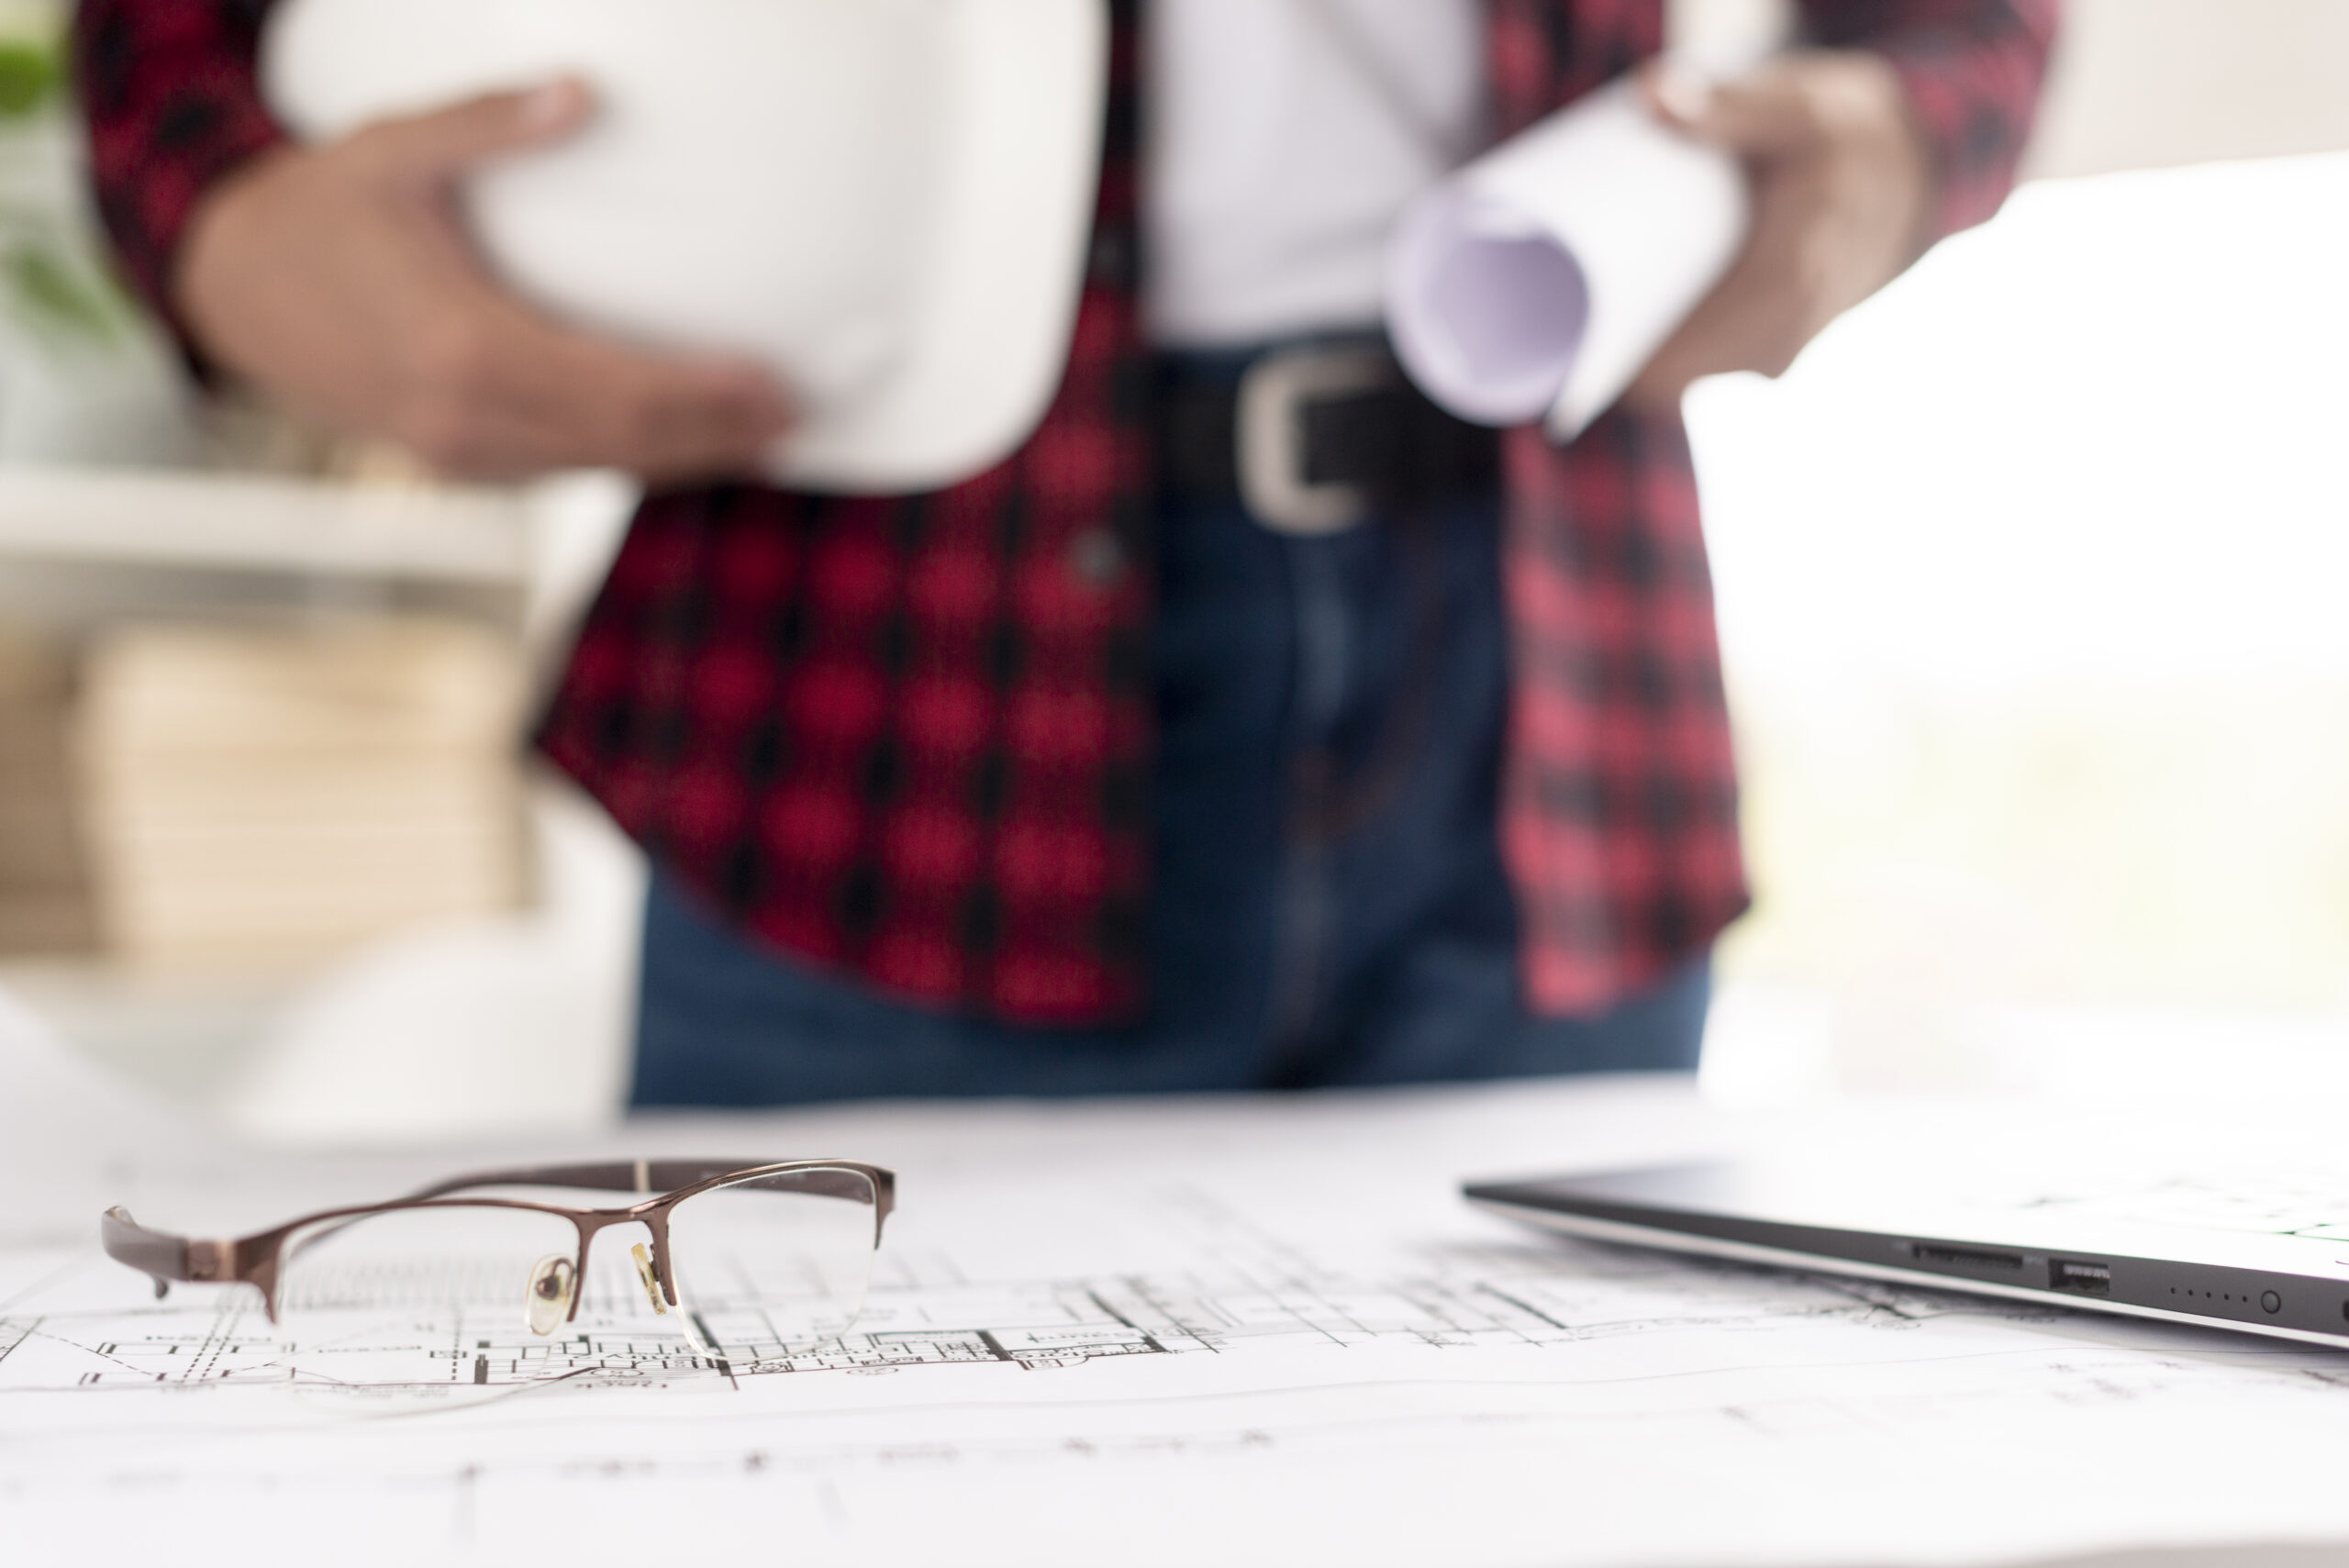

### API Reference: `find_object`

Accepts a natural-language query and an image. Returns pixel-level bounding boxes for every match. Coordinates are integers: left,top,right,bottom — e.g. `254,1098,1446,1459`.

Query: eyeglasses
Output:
102,1158,895,1403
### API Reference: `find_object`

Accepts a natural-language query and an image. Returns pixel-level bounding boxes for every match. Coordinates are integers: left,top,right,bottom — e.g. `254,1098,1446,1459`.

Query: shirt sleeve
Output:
71,0,286,350
1799,0,2061,241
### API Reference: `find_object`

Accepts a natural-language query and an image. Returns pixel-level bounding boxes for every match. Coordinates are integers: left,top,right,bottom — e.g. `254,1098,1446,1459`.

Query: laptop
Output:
1465,1157,2349,1349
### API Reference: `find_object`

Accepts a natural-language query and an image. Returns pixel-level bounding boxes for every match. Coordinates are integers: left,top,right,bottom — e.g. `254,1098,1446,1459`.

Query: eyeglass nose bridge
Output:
571,1211,685,1321
523,1211,679,1337
628,1209,685,1313
525,1254,576,1337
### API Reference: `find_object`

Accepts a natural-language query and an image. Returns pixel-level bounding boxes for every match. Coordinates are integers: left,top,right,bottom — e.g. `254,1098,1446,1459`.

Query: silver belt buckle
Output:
1236,343,1397,537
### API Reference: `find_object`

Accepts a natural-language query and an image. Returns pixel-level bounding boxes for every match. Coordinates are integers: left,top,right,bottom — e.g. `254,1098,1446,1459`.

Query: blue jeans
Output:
632,357,1710,1107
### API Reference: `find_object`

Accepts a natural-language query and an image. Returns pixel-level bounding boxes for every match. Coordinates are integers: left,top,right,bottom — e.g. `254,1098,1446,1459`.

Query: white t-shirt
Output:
1144,0,1489,348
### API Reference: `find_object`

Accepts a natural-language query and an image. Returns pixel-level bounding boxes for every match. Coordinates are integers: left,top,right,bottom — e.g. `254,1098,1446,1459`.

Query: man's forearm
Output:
73,0,286,351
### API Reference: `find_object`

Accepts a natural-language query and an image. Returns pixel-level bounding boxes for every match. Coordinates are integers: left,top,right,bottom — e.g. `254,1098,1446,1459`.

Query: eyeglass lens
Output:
268,1172,879,1409
667,1169,880,1368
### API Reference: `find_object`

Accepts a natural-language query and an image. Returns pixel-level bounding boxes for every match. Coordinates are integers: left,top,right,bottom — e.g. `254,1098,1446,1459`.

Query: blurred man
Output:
74,0,2054,1104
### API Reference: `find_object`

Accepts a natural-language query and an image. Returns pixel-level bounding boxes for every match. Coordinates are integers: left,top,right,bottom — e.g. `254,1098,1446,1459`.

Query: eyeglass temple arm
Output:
403,1161,896,1227
100,1207,247,1301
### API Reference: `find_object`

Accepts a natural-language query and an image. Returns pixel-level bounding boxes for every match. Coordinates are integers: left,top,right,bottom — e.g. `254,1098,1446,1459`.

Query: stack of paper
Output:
0,627,95,956
75,614,528,970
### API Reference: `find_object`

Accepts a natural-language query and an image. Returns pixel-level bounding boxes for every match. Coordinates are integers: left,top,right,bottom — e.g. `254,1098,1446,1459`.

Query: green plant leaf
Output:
0,41,60,119
4,239,125,345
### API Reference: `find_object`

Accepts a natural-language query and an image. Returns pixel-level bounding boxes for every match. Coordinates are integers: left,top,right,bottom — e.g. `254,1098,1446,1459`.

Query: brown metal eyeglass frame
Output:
99,1159,896,1330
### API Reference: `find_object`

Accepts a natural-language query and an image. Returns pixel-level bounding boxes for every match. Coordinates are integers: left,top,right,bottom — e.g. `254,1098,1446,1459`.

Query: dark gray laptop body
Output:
1467,1162,2349,1349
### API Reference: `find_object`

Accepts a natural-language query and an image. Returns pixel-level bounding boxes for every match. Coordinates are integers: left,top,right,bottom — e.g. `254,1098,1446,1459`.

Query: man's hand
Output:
175,80,793,483
1625,50,1934,412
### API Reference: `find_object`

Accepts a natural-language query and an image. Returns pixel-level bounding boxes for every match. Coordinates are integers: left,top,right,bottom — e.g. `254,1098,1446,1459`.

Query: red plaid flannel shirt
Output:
75,0,2055,1024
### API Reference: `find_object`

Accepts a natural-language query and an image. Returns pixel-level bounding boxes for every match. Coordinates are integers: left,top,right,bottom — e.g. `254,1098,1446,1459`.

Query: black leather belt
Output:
1158,343,1500,535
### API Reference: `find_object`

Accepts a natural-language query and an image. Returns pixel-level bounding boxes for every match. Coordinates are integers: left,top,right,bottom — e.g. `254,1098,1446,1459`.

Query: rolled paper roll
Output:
1386,77,1750,439
262,0,1108,494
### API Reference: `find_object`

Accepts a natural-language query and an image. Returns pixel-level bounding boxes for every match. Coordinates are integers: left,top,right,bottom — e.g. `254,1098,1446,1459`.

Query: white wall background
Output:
1688,0,2349,1104
2025,0,2349,179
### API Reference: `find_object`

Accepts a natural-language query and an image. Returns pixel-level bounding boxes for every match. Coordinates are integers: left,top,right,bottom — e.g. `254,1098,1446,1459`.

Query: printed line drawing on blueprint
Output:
0,1182,2293,1402
11,1205,2349,1568
12,1062,2349,1564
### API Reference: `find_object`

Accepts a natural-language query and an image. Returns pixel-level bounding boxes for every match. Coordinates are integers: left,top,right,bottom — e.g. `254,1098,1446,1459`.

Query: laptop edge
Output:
1465,1173,2349,1351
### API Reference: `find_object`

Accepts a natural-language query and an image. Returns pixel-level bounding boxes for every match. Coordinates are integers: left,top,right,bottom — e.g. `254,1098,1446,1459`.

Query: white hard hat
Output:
263,0,1108,494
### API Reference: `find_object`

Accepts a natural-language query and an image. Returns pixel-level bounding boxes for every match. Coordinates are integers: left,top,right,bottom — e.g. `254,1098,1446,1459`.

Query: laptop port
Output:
2050,1260,2111,1296
1909,1243,2024,1271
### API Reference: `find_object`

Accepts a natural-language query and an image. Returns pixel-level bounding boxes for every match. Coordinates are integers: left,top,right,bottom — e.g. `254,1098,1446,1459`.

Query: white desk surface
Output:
0,466,531,584
4,991,2347,1568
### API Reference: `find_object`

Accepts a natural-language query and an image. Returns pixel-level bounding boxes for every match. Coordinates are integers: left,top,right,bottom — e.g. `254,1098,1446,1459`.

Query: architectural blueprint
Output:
5,995,2349,1568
